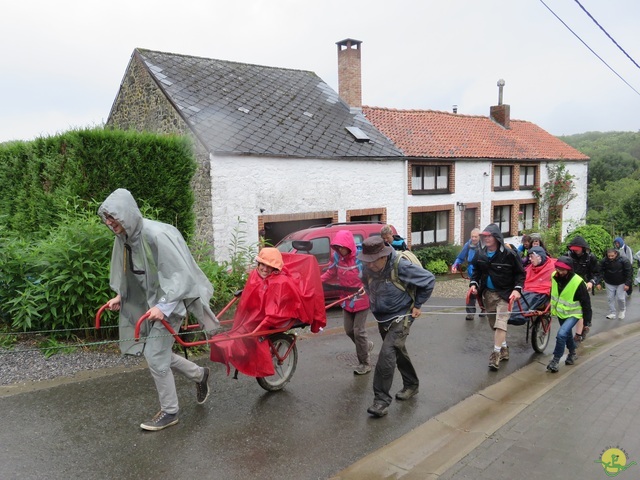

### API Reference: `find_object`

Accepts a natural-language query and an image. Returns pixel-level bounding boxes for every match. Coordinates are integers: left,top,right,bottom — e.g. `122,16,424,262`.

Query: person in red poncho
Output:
210,248,326,378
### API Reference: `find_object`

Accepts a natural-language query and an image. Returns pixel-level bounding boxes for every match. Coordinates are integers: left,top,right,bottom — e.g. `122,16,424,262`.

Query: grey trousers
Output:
144,318,205,414
344,309,371,366
373,319,418,407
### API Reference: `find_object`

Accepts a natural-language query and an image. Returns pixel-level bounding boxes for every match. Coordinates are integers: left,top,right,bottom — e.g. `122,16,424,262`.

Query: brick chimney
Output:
336,38,362,108
490,79,510,129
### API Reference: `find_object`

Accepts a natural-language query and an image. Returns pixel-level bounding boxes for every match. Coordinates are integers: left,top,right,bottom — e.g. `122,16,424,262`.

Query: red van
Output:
276,222,399,300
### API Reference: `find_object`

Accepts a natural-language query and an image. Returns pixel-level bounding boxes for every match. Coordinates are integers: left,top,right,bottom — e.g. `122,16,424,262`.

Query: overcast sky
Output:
2,0,639,143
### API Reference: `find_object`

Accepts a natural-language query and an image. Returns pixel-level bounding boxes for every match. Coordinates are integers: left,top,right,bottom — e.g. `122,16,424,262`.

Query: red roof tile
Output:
362,107,589,161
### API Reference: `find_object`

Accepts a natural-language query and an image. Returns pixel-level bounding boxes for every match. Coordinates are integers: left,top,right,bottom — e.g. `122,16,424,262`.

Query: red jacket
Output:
320,230,369,312
524,257,556,295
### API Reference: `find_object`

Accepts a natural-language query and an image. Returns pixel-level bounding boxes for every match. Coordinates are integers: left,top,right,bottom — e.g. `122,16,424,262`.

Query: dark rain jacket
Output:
470,223,525,301
600,252,632,288
567,236,601,285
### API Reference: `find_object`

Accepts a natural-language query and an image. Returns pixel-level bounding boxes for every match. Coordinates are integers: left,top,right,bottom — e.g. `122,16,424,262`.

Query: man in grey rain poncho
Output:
99,189,219,431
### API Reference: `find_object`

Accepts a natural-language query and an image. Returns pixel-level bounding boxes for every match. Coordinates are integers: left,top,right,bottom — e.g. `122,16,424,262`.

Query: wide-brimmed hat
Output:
255,247,284,270
357,236,393,262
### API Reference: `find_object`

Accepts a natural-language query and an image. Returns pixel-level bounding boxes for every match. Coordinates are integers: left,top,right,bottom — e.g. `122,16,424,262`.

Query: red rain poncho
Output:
209,253,326,377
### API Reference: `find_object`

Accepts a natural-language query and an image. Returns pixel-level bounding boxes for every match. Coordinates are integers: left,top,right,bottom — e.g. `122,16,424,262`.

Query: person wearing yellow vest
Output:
547,256,593,373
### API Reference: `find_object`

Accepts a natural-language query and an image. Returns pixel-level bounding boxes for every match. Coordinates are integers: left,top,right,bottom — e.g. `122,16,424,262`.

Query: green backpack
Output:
390,251,423,299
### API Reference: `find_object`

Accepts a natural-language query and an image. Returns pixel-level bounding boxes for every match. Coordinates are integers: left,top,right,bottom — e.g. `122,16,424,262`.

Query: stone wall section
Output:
106,53,214,249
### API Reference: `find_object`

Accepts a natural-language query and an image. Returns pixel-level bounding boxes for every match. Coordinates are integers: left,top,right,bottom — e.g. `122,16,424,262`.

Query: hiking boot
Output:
488,351,500,371
606,313,616,319
618,310,626,320
479,311,487,318
196,367,210,404
354,364,372,375
140,411,179,431
367,402,389,417
546,357,560,373
395,386,419,400
565,352,578,365
368,341,375,352
465,314,475,321
499,346,510,361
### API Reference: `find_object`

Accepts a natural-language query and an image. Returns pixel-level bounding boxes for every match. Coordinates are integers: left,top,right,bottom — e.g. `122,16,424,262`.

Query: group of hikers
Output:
100,190,434,427
453,226,636,374
98,189,636,430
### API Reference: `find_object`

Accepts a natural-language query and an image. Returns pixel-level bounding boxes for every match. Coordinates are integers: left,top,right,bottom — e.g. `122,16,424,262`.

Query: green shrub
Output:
1,205,113,336
414,245,458,268
562,224,612,259
425,259,449,275
0,129,197,238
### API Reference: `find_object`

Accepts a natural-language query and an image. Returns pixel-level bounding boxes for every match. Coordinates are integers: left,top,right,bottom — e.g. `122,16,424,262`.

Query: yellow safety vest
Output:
551,273,584,319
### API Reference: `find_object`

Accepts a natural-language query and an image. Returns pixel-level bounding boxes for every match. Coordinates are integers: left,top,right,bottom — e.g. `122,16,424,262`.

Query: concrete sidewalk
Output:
332,321,640,479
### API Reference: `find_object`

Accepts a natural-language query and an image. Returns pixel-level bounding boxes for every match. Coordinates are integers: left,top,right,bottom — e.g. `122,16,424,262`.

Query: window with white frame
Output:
493,165,512,190
411,165,450,194
519,165,537,189
518,204,535,232
411,210,449,246
493,205,511,236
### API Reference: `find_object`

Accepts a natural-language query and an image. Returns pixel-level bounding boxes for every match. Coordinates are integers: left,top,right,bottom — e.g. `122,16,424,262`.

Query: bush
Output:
0,206,113,336
0,201,252,339
425,259,449,275
414,245,459,268
562,224,612,259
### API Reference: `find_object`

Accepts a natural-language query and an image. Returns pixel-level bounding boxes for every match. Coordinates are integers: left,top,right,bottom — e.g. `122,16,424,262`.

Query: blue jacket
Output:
453,240,478,277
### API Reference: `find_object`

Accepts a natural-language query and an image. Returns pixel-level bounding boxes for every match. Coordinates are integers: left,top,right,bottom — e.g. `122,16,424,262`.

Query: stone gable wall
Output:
106,53,213,248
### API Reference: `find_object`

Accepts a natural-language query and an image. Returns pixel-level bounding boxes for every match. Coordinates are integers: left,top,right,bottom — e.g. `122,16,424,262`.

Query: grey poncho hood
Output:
98,189,219,354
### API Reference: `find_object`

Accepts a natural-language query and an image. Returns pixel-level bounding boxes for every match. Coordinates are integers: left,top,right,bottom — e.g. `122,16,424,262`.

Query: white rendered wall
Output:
210,154,407,262
209,155,588,260
407,160,588,246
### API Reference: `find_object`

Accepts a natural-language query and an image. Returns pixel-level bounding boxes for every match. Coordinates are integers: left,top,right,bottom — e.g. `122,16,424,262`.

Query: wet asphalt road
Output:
0,291,628,479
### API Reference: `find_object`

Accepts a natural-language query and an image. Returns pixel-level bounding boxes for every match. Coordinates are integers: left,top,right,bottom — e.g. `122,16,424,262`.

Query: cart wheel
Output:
531,313,551,353
257,333,298,392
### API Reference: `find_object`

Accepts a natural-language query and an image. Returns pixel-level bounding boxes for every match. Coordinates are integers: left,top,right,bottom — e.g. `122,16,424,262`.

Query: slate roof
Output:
362,107,589,161
135,49,403,158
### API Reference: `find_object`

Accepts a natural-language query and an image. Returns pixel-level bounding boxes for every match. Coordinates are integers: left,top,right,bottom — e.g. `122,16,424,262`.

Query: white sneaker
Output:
606,313,616,319
618,310,626,320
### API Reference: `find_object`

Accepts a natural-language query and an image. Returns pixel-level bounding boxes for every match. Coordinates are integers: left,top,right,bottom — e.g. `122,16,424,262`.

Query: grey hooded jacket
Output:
98,189,219,355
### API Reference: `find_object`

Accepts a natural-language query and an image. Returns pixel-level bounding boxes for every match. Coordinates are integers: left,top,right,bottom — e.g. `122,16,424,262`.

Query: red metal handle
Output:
134,312,152,341
324,287,364,310
95,303,109,330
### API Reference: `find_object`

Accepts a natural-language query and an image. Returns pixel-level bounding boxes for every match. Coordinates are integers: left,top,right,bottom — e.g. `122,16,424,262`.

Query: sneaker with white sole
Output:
618,310,626,320
367,402,389,417
140,411,179,431
395,386,419,400
606,313,616,319
354,364,371,375
196,367,210,404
